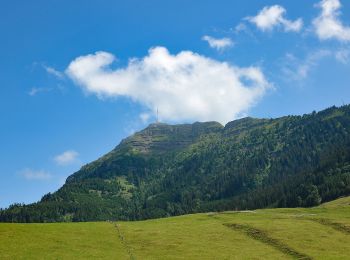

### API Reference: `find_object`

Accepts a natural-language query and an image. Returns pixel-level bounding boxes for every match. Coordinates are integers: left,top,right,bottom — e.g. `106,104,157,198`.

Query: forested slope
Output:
1,105,350,222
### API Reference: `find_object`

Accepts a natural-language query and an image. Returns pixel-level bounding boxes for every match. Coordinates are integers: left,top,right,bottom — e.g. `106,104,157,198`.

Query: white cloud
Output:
139,112,151,124
281,50,332,81
20,169,52,181
28,87,52,96
66,47,271,124
335,49,350,63
54,150,79,166
282,46,350,82
202,35,234,50
44,65,65,79
247,5,303,32
313,0,350,41
235,23,248,33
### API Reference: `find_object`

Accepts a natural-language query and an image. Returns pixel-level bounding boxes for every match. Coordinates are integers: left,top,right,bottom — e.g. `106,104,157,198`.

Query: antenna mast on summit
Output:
156,108,159,123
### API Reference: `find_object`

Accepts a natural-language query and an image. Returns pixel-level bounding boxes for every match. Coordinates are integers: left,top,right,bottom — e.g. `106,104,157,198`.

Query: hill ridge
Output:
1,104,350,222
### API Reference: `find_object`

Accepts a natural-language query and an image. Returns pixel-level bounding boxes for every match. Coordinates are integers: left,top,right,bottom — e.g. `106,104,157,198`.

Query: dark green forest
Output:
1,105,350,222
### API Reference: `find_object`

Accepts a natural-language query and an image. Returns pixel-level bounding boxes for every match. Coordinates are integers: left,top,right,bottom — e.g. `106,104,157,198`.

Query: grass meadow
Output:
1,197,349,259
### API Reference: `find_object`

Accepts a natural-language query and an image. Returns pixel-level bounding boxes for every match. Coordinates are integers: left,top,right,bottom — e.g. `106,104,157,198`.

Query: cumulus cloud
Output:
20,169,52,181
54,150,79,166
313,0,350,42
66,47,271,124
247,5,303,32
202,35,234,50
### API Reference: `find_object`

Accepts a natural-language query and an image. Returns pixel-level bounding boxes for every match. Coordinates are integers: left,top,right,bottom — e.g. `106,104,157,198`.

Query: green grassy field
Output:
1,197,350,259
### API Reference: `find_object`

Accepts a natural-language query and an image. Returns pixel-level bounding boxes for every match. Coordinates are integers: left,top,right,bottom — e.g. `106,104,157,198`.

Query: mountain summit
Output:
1,105,350,222
117,121,223,154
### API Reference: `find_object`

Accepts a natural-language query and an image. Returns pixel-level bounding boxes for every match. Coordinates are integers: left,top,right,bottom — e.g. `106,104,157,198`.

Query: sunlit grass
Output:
1,197,349,259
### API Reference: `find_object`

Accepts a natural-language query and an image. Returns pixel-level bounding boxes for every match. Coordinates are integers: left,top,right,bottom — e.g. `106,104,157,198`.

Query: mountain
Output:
1,105,350,222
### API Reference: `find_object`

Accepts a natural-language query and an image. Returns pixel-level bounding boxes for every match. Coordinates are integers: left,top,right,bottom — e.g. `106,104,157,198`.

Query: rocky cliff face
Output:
66,121,223,182
119,122,223,154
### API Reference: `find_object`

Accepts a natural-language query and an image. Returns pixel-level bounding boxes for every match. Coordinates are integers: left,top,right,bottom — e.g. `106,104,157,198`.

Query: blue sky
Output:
0,0,349,208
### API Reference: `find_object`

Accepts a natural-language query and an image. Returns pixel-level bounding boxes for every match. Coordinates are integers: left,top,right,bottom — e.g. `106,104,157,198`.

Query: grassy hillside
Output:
1,197,349,259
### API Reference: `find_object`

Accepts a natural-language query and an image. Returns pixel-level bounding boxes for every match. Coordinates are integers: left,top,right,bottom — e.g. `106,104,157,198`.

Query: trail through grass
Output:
114,222,135,260
310,218,350,234
0,222,129,259
0,196,350,259
224,223,311,260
